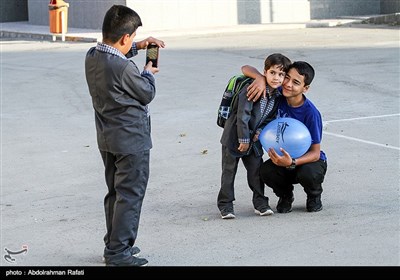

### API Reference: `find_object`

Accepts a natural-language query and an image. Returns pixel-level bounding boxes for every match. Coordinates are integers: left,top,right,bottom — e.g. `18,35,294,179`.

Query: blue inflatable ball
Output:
259,117,312,159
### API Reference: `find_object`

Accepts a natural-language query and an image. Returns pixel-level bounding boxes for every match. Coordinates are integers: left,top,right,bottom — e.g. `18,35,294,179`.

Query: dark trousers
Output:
260,159,327,198
100,150,150,263
218,145,270,211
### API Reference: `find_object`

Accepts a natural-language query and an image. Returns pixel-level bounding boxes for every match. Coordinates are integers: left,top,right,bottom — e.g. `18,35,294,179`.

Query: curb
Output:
305,19,362,28
361,13,400,26
0,30,97,42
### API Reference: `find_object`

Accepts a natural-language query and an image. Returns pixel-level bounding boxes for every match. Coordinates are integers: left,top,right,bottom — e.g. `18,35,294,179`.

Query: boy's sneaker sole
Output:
307,205,323,212
306,195,323,212
221,212,235,219
106,256,148,267
254,208,274,216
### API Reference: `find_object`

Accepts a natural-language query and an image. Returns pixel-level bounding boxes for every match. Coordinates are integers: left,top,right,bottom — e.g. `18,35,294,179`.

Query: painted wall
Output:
266,0,310,23
0,0,28,22
310,0,380,19
237,0,310,24
27,0,124,28
380,0,400,14
26,0,311,29
127,0,238,30
23,0,399,29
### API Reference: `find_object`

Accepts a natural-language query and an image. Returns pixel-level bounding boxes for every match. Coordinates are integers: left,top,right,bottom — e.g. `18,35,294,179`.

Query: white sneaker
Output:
254,208,274,216
221,212,236,219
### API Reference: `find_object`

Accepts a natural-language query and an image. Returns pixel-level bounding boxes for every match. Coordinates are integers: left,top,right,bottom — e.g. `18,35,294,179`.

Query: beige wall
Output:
263,0,310,23
127,0,238,30
24,0,399,29
129,0,311,30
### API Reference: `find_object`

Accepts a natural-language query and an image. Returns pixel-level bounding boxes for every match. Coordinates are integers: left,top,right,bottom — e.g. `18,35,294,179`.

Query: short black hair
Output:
264,53,291,72
288,61,315,86
102,5,142,43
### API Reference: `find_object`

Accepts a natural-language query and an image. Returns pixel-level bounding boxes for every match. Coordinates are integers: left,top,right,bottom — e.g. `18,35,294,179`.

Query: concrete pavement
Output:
0,21,399,268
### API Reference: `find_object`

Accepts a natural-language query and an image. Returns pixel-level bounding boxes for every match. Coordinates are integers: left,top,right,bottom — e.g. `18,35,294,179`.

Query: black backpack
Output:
217,75,252,128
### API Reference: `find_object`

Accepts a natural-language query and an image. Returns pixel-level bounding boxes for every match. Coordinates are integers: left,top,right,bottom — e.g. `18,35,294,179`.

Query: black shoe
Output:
306,195,323,212
102,246,140,263
106,256,148,267
277,194,294,213
130,246,141,257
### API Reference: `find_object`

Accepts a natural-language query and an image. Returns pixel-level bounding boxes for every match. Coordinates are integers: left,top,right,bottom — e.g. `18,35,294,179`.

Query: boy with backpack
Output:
217,53,291,219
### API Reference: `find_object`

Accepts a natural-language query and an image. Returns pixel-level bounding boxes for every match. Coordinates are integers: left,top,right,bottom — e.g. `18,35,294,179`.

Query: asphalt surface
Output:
1,22,399,269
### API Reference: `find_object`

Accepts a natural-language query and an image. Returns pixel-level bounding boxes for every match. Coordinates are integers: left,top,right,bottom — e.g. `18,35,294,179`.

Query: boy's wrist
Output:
142,69,153,76
286,158,296,170
135,40,146,50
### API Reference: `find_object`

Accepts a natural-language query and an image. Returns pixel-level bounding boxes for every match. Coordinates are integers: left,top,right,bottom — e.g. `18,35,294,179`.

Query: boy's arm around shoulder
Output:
241,65,266,101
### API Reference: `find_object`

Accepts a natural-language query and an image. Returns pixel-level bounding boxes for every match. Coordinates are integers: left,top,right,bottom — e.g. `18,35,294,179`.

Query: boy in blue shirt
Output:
242,61,327,213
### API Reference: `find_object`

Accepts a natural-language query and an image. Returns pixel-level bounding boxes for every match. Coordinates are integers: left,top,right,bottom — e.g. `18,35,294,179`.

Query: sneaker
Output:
106,256,148,267
220,209,235,219
130,246,141,257
102,246,140,263
254,206,274,216
277,195,294,213
306,195,323,212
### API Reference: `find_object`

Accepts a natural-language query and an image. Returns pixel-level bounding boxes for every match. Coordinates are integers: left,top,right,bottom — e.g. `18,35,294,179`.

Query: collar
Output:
266,87,281,99
96,43,126,60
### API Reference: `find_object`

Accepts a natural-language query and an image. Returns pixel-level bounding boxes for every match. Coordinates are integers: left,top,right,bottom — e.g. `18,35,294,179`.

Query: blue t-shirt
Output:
276,95,327,161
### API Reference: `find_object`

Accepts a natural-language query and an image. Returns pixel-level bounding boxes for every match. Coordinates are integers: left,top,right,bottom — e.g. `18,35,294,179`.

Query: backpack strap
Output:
230,76,253,109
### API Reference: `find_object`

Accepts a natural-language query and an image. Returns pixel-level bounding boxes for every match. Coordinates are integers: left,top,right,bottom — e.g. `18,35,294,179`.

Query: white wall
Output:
127,0,238,30
27,0,312,29
128,0,311,30
266,0,310,23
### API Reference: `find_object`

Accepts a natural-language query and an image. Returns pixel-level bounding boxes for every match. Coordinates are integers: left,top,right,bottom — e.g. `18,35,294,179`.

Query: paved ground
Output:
0,22,399,269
